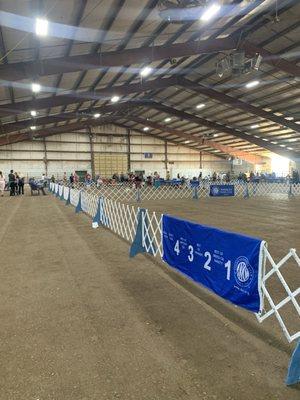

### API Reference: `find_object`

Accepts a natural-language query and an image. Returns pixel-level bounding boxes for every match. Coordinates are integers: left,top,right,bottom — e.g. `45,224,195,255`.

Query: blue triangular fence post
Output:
136,188,141,202
75,191,83,213
288,183,293,197
244,183,249,198
93,197,102,226
56,186,60,197
286,339,300,386
60,186,64,200
129,208,155,258
65,188,71,205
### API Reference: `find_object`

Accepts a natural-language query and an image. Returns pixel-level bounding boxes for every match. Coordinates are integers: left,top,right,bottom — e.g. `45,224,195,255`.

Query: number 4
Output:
174,240,180,255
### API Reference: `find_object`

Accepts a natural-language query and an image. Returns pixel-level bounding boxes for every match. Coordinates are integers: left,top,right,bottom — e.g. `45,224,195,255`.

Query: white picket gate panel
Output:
257,247,300,343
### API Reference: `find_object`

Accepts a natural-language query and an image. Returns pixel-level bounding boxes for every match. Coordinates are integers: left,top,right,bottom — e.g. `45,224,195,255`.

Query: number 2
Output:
204,251,211,271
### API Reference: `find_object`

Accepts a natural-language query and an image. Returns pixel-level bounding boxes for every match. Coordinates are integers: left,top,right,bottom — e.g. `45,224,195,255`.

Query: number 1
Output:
225,260,231,280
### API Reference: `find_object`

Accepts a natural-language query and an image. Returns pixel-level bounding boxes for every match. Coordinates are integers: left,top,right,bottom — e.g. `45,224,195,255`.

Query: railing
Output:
50,182,299,345
53,180,300,202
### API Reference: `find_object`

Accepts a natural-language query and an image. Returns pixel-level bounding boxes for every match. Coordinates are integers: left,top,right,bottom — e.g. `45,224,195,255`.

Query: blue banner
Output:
210,184,234,196
162,215,264,312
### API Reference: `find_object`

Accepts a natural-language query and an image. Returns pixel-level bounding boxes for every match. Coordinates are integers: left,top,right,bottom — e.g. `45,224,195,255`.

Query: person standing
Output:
18,173,25,195
8,170,16,196
0,171,5,196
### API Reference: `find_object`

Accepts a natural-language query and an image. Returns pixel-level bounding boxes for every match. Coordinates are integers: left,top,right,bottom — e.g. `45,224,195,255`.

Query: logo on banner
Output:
212,186,219,195
234,256,254,287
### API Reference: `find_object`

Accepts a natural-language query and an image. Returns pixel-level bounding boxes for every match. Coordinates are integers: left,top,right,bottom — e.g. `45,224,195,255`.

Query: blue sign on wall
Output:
162,215,264,312
210,184,235,196
144,152,153,159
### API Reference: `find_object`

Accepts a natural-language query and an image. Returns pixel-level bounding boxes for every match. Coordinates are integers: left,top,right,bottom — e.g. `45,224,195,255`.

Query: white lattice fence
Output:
257,247,300,343
52,184,300,343
63,186,69,201
70,188,80,207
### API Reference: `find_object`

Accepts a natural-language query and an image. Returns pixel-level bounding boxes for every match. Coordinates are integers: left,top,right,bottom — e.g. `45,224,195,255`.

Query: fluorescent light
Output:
30,110,37,117
31,83,41,93
94,113,100,118
250,124,259,129
201,3,221,22
140,66,153,77
143,127,149,131
184,140,190,144
213,134,219,137
280,144,286,147
285,116,294,121
245,80,260,89
271,141,278,144
35,18,48,36
111,95,120,103
287,147,294,150
164,117,171,122
262,138,269,141
196,103,205,109
30,126,36,130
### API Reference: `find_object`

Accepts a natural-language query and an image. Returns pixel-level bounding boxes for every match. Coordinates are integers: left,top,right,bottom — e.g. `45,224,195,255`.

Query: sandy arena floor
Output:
0,193,299,399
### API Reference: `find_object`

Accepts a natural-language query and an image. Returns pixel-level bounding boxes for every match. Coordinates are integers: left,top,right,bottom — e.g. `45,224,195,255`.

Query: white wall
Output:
0,124,253,180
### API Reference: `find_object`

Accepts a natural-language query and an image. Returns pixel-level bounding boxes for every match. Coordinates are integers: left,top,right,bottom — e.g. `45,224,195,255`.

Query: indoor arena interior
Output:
0,0,299,399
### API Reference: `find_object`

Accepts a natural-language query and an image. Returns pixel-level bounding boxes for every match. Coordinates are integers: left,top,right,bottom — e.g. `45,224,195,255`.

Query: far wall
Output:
0,124,255,180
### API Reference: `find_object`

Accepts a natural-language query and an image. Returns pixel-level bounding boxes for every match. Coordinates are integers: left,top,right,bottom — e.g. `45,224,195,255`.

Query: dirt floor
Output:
0,192,299,399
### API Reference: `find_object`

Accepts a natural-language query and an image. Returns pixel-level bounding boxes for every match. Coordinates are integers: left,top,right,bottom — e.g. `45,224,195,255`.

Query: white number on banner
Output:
188,245,194,262
174,240,180,255
224,260,231,280
204,251,211,271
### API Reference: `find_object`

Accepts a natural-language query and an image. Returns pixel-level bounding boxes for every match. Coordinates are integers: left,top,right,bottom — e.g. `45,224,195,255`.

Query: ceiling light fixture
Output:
94,113,100,118
31,82,41,93
196,103,205,109
35,18,48,36
200,3,221,22
250,124,259,129
30,126,36,130
245,80,260,89
140,66,153,77
30,110,37,117
285,116,294,121
287,147,294,150
164,117,171,122
111,95,120,103
143,127,150,131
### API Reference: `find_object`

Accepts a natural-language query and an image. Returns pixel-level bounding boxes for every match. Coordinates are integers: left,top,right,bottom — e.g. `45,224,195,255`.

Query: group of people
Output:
51,167,300,189
0,170,25,197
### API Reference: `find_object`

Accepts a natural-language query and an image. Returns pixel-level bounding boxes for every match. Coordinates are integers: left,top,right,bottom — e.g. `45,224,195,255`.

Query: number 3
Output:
188,245,194,262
